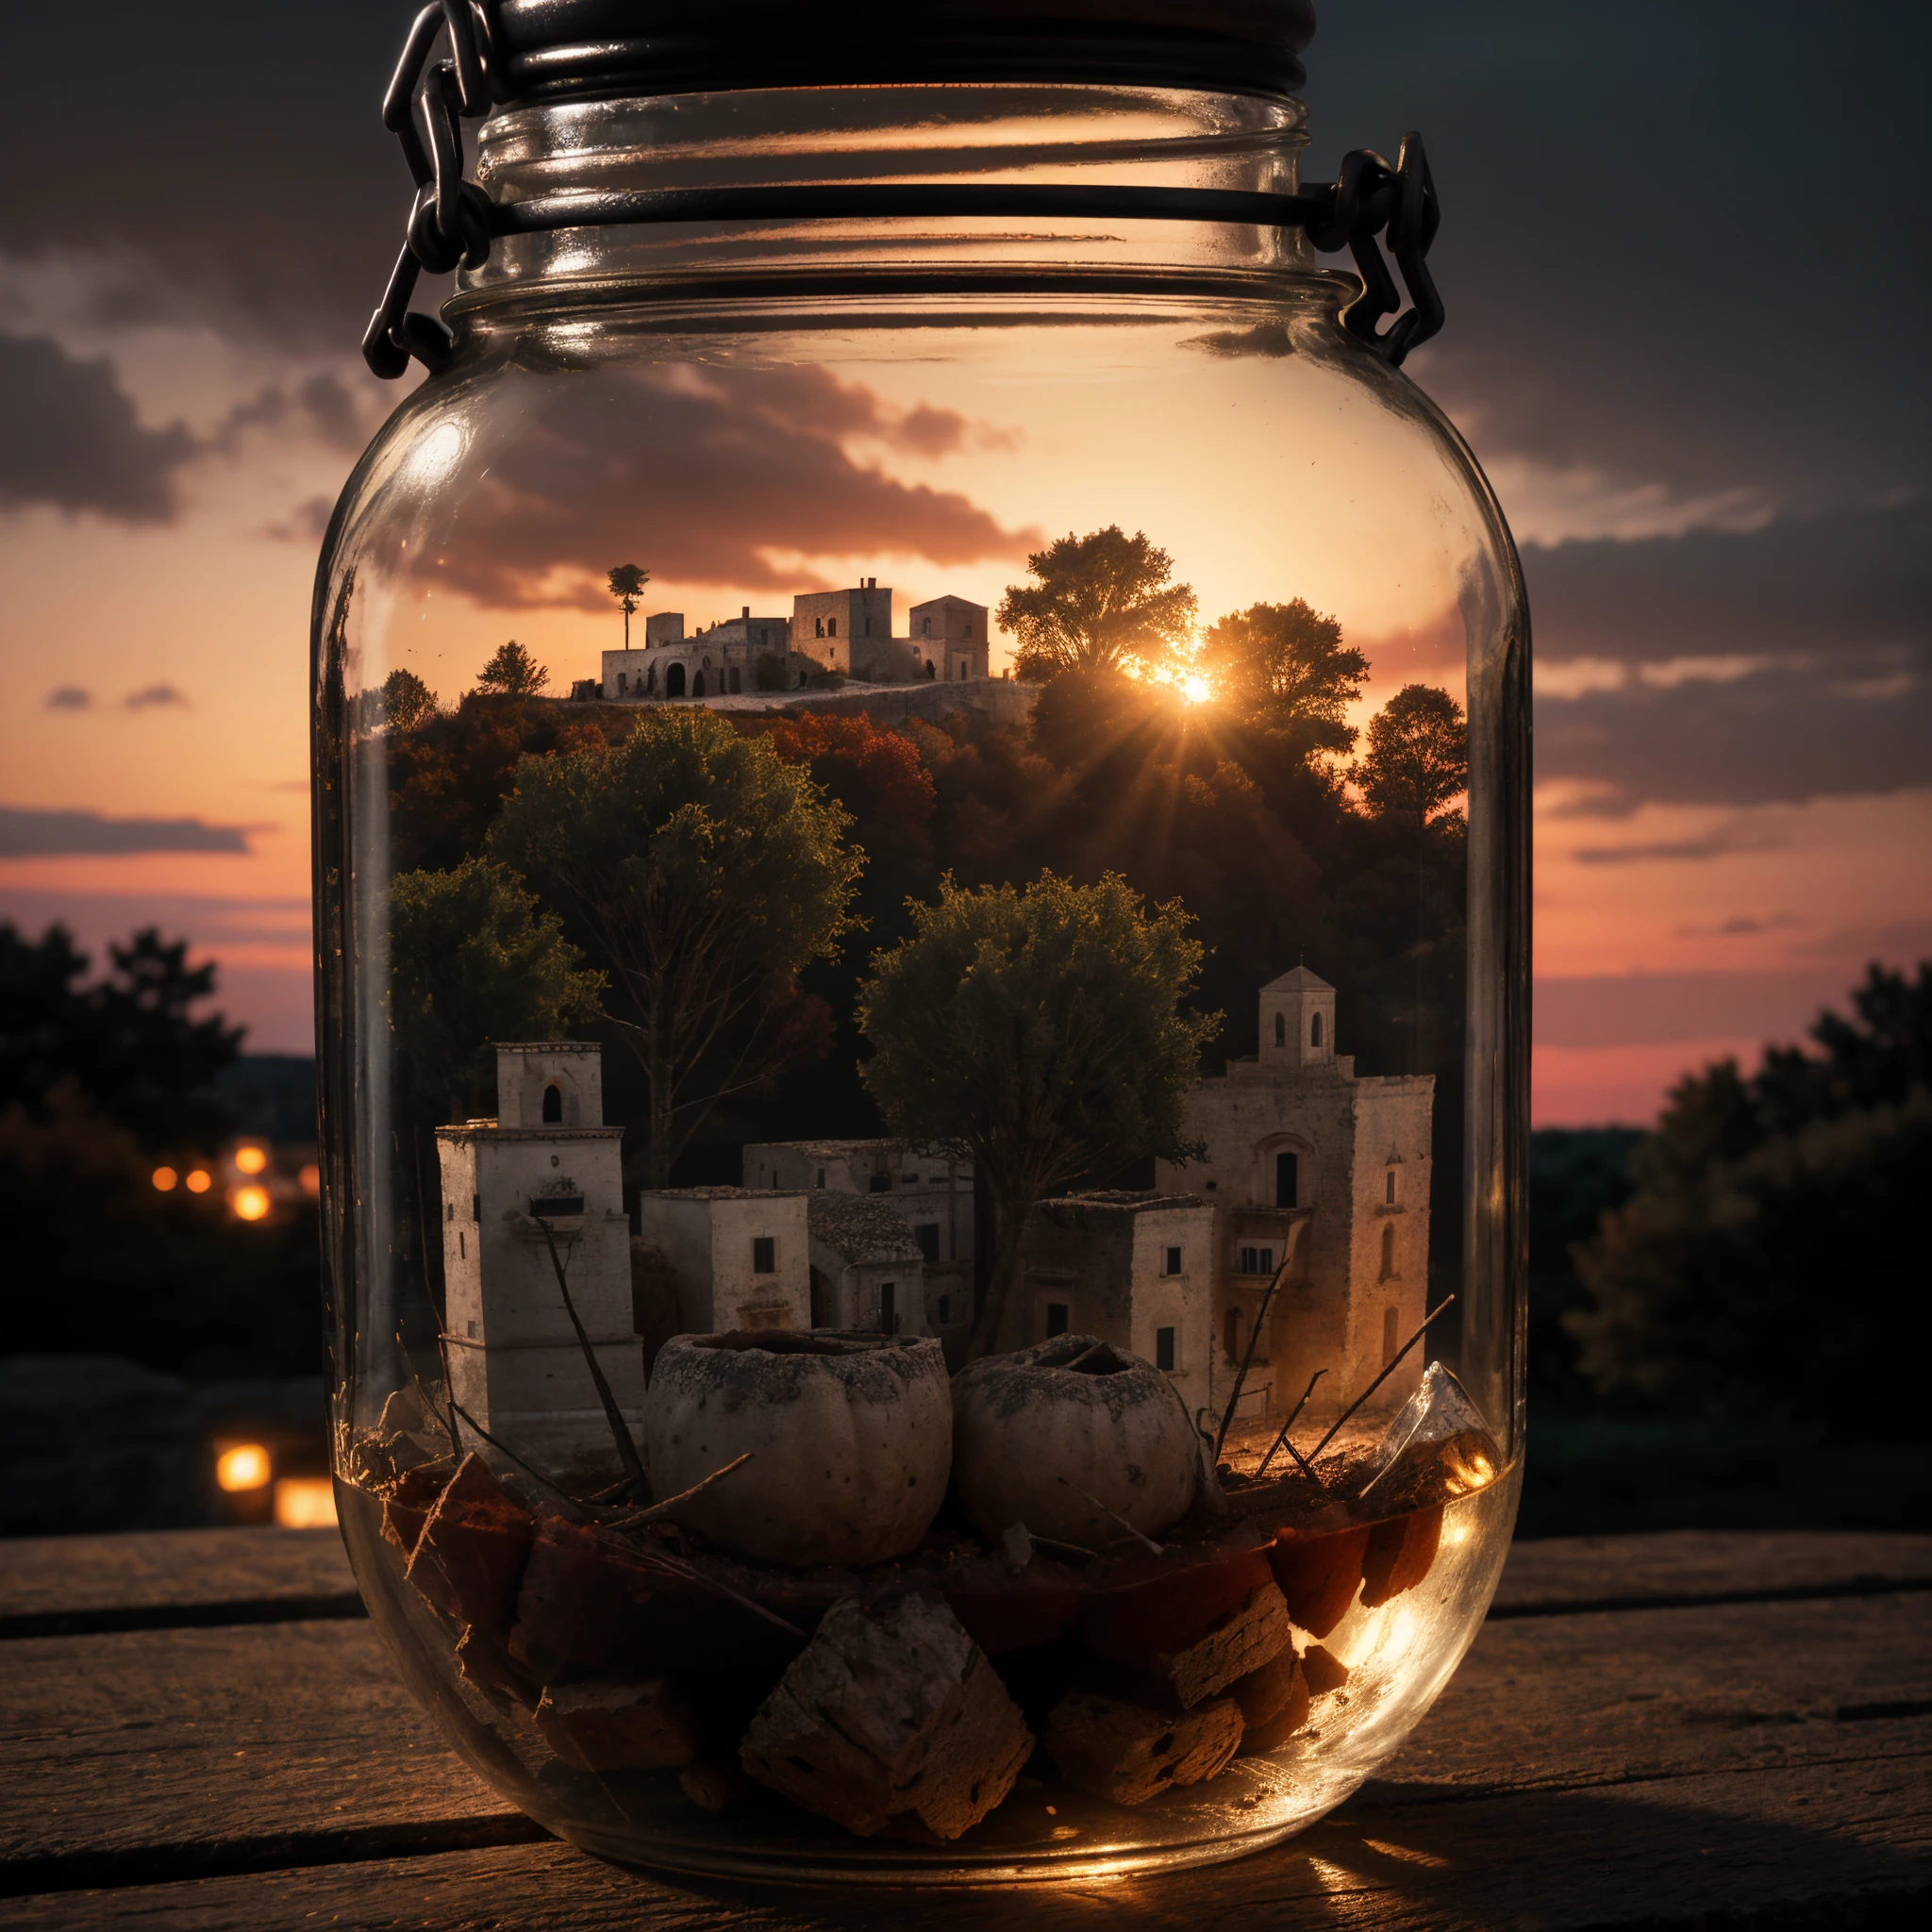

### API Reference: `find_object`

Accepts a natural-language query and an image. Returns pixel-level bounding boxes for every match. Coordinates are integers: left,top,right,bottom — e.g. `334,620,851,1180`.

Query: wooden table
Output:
3,1526,1927,1929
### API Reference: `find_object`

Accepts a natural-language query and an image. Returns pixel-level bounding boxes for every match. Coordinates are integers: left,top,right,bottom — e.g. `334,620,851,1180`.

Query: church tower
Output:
1257,965,1338,1068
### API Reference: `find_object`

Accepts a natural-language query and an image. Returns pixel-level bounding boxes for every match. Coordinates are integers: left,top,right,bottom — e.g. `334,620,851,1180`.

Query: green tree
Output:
858,871,1219,1357
608,563,650,649
488,708,863,1185
1198,599,1368,754
997,525,1197,680
475,640,549,697
378,667,439,731
1566,965,1932,1436
388,857,606,1121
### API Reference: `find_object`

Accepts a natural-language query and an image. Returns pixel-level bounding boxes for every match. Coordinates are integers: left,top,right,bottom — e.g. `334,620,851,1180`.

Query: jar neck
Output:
452,84,1319,314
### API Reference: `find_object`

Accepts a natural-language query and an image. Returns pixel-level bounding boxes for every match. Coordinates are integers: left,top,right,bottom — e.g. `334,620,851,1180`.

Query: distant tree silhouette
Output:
475,641,549,697
607,563,650,649
1200,599,1368,756
378,668,439,731
997,525,1197,680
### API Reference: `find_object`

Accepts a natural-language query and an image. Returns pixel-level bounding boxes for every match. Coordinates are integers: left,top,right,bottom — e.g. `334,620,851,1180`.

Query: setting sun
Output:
1182,674,1211,704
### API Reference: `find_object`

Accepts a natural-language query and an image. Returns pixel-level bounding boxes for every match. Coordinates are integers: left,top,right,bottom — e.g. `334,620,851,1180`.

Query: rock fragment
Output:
405,1453,534,1629
740,1593,1032,1840
1360,1503,1442,1608
1042,1690,1243,1806
534,1677,702,1773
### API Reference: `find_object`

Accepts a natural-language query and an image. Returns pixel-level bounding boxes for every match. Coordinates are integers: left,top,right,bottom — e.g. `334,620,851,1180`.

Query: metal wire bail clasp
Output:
364,1,500,380
1307,133,1443,366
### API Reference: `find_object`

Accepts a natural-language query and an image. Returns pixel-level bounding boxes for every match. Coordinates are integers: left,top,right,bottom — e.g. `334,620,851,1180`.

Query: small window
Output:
1311,1011,1324,1047
541,1083,562,1124
1045,1302,1069,1338
472,1192,479,1223
1156,1326,1175,1372
1163,1245,1182,1275
753,1236,776,1274
458,1231,464,1258
869,1174,891,1192
1386,1168,1398,1205
617,672,627,694
1238,1245,1275,1276
1275,1150,1299,1209
828,617,838,637
815,617,824,638
922,617,931,636
938,1294,951,1324
1379,1223,1396,1281
1274,1011,1286,1047
879,1281,897,1333
446,1202,454,1222
815,1167,825,1189
915,1224,941,1263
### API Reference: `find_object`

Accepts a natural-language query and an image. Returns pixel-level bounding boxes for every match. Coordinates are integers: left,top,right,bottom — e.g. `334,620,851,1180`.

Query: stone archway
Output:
666,662,686,698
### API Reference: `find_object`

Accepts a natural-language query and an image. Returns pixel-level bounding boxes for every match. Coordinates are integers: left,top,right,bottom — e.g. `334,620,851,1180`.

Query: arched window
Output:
691,671,706,697
1379,1223,1396,1280
922,617,931,636
924,659,936,678
541,1083,562,1124
666,663,686,698
1274,1011,1286,1047
1310,1011,1324,1047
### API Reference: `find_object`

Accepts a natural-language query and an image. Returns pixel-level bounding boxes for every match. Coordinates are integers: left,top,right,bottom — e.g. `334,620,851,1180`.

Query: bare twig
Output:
539,1219,648,1489
1058,1475,1162,1556
1307,1294,1457,1465
1029,1533,1099,1562
1213,1251,1291,1461
448,1401,592,1517
1256,1368,1326,1481
621,1452,752,1526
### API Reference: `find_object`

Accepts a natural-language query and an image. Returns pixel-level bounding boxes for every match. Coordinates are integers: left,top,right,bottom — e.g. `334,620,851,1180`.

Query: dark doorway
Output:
666,662,686,698
541,1083,562,1124
691,671,706,696
1275,1150,1299,1208
728,667,741,692
1045,1301,1069,1338
879,1281,897,1334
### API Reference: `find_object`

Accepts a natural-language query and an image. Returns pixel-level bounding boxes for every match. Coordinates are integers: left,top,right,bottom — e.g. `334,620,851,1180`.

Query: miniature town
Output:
341,968,1505,1848
590,582,994,702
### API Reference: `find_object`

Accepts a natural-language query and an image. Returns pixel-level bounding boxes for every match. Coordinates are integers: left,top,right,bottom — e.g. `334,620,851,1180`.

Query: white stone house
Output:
791,581,892,675
1155,967,1434,1431
635,1187,810,1334
602,608,796,701
435,1043,644,1484
904,595,991,682
1006,1191,1217,1432
806,1193,926,1335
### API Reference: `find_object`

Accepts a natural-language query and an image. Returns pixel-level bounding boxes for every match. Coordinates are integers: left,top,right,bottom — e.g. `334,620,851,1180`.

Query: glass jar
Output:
316,0,1528,1885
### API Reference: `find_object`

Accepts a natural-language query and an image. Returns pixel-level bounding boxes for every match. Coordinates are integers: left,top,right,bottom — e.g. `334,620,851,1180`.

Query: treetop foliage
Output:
1352,682,1468,828
374,667,439,732
997,525,1198,681
607,563,650,612
475,639,550,697
388,856,607,1122
0,924,243,1145
1198,598,1368,754
763,711,937,827
1568,962,1932,1436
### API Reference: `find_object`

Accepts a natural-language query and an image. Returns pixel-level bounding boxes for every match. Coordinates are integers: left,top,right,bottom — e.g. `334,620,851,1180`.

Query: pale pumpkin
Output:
645,1331,952,1567
951,1335,1201,1551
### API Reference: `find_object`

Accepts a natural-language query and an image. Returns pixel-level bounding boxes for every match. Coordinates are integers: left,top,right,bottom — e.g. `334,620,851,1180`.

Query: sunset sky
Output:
3,2,1927,1124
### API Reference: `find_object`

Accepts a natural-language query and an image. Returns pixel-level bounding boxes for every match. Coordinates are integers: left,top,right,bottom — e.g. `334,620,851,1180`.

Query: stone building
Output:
601,607,793,701
1155,967,1434,1432
434,1043,643,1484
791,581,893,674
634,1187,810,1335
905,595,991,682
806,1193,927,1335
745,1138,974,1335
1006,1191,1217,1430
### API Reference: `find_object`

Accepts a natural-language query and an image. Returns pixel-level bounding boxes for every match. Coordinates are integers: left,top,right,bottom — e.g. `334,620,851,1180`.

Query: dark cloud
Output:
1525,502,1931,666
429,364,1033,606
1535,969,1859,1050
0,808,256,857
1538,655,1932,814
0,330,195,521
262,494,336,545
124,685,190,710
44,687,92,711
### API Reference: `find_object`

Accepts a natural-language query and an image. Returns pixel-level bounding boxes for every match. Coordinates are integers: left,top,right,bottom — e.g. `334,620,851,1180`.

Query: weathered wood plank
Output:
3,1593,1926,1890
1493,1529,1932,1616
0,1530,358,1638
4,1754,1924,1932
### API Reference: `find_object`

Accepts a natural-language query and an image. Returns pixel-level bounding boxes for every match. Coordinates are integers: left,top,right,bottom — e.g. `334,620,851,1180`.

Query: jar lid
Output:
490,1,1318,103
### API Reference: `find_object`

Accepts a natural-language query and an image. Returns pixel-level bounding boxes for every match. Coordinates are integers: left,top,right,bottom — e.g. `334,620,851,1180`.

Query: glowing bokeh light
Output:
216,1443,272,1491
298,1163,321,1197
273,1477,338,1528
232,1185,273,1223
151,1167,178,1191
234,1144,269,1175
185,1169,212,1194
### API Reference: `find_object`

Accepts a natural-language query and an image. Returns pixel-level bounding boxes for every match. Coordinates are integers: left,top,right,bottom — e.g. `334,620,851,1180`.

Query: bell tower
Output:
1257,966,1336,1069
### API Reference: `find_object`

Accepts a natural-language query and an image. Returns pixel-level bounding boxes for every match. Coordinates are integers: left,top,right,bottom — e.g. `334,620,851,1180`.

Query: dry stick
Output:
608,1537,807,1640
448,1401,593,1517
1306,1294,1457,1467
540,1220,648,1491
1058,1475,1163,1556
620,1452,752,1527
1213,1253,1292,1462
1255,1368,1326,1481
